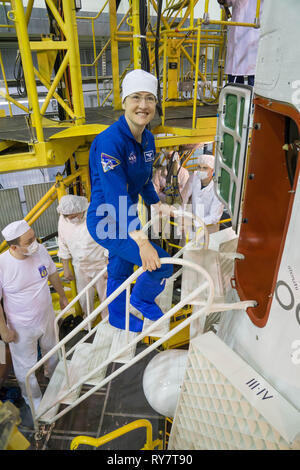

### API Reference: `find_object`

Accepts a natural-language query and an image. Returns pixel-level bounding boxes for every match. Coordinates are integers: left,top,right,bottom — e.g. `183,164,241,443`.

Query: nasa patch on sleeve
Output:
101,153,121,173
144,150,154,162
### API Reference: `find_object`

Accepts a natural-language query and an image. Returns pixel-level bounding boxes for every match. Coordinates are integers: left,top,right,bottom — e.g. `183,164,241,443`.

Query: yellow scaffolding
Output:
70,419,163,450
0,0,262,175
0,0,257,317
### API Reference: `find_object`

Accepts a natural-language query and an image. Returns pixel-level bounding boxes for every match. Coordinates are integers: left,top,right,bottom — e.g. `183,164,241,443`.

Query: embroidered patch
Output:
144,150,154,162
101,153,121,173
38,265,48,278
128,152,137,164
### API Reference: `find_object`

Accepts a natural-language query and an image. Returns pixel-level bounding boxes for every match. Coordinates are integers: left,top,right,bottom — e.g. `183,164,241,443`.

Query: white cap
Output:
198,154,215,169
122,69,158,102
1,220,31,241
57,195,89,215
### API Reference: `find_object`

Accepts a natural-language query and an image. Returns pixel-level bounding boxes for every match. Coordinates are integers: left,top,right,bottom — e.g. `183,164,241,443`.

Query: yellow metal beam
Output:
29,40,69,51
0,137,86,173
131,0,141,69
40,51,70,116
193,20,202,128
33,67,76,120
0,140,15,152
62,0,85,124
0,90,29,113
109,0,122,109
71,419,162,450
0,52,12,116
12,0,44,141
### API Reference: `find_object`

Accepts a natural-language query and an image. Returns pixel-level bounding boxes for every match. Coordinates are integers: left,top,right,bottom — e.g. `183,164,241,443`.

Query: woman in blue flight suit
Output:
87,69,173,332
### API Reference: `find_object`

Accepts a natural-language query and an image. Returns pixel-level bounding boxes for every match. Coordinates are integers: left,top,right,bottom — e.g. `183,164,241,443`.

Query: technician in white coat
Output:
0,220,68,412
57,195,108,320
218,0,264,86
181,154,224,234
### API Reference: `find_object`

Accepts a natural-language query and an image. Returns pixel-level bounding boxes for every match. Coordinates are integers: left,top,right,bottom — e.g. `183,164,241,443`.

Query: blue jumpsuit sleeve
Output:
139,168,160,206
90,136,140,237
139,131,160,205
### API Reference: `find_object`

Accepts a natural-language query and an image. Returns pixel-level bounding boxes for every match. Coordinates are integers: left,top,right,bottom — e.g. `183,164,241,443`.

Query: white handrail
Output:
143,208,210,250
53,209,208,346
25,257,215,428
25,210,247,429
36,299,256,427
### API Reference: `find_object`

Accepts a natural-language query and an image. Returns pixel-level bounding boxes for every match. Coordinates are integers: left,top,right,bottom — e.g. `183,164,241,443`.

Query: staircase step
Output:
59,343,90,404
85,322,116,385
109,328,138,363
37,360,68,423
142,316,170,338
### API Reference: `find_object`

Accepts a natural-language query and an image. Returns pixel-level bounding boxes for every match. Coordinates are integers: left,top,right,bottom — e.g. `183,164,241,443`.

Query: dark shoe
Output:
19,402,34,428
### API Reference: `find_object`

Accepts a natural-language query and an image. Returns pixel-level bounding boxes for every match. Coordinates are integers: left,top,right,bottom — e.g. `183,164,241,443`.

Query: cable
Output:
139,0,150,72
155,0,163,116
13,51,26,97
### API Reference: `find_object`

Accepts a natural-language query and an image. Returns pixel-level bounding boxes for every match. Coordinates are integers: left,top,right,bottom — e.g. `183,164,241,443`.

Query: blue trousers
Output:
106,238,173,332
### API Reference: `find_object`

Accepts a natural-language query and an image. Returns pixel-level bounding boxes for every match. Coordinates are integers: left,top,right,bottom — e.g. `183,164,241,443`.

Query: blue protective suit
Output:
87,115,173,331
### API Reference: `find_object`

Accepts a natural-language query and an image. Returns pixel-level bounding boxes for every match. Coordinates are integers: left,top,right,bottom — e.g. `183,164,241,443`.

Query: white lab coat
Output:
9,306,58,410
181,172,224,234
0,245,58,410
57,214,108,318
225,0,263,76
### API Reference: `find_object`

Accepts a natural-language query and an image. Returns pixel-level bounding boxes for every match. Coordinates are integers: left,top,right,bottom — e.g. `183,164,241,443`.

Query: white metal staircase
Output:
26,215,257,431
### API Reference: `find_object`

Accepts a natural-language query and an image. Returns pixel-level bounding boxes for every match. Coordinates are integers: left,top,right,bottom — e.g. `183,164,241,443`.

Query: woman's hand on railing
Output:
139,240,161,272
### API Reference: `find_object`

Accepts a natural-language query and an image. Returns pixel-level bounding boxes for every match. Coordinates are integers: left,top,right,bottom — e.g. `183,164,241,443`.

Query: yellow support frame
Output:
70,419,163,450
0,0,262,177
5,0,85,136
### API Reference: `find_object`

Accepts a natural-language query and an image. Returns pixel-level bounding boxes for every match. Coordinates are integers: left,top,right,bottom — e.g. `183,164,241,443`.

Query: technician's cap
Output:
122,69,158,102
57,195,89,215
1,220,31,241
198,154,215,169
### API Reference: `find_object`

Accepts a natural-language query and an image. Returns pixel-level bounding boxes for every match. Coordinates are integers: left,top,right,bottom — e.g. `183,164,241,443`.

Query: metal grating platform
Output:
0,105,218,143
168,332,300,450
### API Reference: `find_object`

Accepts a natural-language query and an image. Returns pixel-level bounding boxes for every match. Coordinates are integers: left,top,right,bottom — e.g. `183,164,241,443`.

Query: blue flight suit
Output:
87,115,173,332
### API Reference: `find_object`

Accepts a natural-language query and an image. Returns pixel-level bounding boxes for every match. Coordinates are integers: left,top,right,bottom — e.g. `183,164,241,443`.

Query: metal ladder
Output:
26,214,256,430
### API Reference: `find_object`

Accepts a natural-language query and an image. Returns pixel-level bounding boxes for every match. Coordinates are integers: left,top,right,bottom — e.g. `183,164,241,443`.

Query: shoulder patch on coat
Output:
101,153,121,173
144,150,154,162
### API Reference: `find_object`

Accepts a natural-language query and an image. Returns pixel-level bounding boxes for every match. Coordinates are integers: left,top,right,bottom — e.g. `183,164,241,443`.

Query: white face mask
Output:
198,170,208,180
23,239,39,256
68,216,83,224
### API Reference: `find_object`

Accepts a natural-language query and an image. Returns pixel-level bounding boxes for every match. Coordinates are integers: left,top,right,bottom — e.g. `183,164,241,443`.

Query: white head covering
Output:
1,220,31,241
122,69,158,102
198,154,215,169
57,195,89,215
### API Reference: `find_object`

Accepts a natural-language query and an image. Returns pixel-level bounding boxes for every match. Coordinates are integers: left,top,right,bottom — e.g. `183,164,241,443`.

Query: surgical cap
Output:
57,195,89,215
198,154,215,169
122,69,158,102
1,220,31,241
